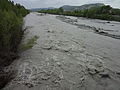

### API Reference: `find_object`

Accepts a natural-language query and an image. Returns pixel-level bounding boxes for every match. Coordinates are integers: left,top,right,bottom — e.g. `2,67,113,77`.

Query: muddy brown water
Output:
3,12,120,90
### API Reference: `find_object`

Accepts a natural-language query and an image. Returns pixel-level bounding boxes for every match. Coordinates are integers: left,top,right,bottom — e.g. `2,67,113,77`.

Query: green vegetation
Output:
39,5,120,22
19,35,39,51
0,0,29,66
0,0,29,89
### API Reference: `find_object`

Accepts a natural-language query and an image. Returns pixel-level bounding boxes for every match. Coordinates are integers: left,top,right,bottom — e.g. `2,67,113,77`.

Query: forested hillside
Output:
39,5,120,22
0,0,29,88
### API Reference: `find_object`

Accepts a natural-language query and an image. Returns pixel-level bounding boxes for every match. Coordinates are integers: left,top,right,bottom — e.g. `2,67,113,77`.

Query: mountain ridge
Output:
61,3,105,11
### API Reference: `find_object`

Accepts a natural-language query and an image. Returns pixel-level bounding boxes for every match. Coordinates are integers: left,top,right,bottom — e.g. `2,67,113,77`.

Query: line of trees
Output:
0,0,29,67
39,5,120,22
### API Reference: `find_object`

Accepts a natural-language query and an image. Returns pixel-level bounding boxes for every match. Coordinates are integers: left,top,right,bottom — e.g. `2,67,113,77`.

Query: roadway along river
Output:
3,12,120,90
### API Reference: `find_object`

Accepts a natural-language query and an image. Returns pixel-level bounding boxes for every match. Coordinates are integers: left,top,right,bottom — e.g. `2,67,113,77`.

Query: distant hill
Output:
61,3,105,11
30,7,55,12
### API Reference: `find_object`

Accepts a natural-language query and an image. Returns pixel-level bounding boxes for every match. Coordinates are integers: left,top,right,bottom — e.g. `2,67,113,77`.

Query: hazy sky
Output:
12,0,120,9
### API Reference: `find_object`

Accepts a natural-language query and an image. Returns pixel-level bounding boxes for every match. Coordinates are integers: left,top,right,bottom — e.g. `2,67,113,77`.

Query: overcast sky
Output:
11,0,120,9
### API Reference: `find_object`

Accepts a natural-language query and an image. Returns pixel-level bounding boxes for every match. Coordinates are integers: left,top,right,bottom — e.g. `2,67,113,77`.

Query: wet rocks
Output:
116,72,120,75
42,46,53,50
87,66,99,75
24,68,32,75
107,21,110,23
95,30,120,39
47,30,55,33
25,83,34,88
99,71,110,78
56,62,61,67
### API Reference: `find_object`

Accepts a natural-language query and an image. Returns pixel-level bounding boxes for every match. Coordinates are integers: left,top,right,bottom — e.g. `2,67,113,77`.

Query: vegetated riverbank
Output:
39,5,120,22
0,0,29,89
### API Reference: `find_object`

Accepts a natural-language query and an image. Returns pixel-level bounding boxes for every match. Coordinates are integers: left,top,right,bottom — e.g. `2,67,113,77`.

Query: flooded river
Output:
3,12,120,90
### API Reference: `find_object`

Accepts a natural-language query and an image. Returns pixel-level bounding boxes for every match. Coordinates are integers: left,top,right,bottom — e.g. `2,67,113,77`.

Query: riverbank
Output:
39,5,120,22
0,0,29,89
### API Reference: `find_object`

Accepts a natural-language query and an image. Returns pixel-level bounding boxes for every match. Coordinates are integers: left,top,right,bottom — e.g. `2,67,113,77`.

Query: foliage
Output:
0,0,29,66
